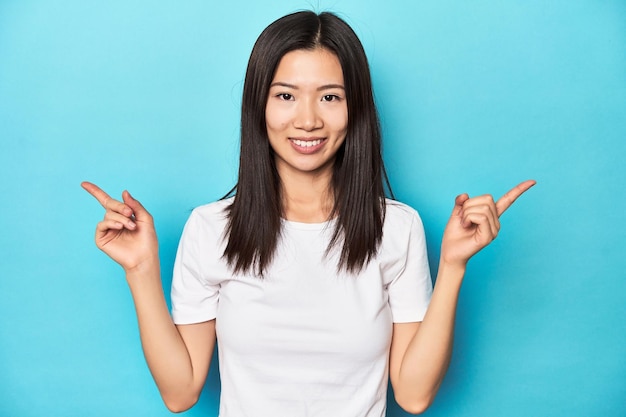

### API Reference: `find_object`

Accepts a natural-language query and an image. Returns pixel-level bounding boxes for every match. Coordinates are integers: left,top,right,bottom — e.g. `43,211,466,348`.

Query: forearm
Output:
125,261,199,410
393,180,534,413
394,260,465,411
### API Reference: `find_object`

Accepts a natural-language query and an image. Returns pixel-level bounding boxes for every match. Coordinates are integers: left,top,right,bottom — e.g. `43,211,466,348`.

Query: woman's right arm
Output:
81,182,215,412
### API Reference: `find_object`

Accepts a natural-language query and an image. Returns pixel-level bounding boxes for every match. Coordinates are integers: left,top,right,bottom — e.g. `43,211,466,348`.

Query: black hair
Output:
223,11,392,276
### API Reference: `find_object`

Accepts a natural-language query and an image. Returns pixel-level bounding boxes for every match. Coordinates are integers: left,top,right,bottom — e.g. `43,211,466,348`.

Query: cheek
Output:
329,109,349,133
265,106,289,132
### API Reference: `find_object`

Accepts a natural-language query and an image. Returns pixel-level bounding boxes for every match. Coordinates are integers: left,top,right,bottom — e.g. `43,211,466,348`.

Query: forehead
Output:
272,48,344,85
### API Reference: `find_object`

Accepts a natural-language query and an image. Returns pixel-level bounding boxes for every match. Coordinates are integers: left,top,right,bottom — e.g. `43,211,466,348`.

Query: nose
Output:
293,99,322,131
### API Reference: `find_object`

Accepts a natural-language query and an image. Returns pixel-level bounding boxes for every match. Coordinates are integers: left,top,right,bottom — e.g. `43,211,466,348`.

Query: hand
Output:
440,180,536,267
81,181,159,272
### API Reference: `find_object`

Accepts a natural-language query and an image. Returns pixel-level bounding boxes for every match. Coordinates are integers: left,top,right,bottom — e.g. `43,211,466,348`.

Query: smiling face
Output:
265,48,348,181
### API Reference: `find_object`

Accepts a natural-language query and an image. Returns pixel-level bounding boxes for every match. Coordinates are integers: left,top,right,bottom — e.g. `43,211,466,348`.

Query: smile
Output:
290,138,324,147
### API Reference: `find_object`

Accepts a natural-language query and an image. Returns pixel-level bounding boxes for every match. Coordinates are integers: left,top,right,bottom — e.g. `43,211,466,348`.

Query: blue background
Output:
1,1,625,416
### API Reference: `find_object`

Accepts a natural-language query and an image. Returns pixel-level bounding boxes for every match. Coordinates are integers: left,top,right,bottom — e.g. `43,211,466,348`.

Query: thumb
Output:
122,190,152,221
452,193,469,217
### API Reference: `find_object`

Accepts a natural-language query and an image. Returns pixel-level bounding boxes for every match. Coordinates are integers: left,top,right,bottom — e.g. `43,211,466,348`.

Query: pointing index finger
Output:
81,181,112,208
495,180,536,216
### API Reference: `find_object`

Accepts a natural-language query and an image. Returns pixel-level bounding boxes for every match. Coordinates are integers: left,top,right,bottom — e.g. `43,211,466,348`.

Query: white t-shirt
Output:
171,198,432,417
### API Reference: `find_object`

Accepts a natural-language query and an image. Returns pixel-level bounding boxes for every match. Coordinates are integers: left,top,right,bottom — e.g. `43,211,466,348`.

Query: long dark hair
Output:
223,11,392,276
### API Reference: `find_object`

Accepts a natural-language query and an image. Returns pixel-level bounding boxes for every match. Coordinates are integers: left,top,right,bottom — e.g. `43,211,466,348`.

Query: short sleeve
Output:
385,206,433,323
170,206,226,325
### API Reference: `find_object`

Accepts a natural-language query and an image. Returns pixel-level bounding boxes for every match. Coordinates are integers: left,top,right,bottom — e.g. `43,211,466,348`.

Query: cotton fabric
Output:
171,198,432,417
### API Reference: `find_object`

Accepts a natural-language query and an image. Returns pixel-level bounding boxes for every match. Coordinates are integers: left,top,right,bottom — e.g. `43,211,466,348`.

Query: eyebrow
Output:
269,82,345,91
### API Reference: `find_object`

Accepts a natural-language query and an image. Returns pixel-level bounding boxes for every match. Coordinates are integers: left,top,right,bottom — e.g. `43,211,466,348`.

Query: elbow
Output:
395,393,435,415
162,393,199,413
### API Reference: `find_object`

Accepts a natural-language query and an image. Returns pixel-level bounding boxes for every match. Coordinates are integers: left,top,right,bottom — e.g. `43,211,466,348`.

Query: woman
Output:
82,11,534,416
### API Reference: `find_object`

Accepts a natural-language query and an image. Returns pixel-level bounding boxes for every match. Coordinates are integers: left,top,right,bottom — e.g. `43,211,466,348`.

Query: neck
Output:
280,169,334,223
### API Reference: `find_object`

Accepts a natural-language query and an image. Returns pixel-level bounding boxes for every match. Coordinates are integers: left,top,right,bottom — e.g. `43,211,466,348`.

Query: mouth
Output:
291,138,324,147
288,137,327,153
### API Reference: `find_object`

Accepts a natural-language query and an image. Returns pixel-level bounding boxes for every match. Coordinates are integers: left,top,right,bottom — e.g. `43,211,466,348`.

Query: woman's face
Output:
265,48,348,180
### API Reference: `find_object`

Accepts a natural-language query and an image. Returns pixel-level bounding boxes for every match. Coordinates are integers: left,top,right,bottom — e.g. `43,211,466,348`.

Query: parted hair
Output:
223,10,392,276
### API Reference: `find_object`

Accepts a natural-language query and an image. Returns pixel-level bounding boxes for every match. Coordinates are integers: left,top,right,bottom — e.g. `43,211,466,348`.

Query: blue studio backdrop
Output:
1,1,625,416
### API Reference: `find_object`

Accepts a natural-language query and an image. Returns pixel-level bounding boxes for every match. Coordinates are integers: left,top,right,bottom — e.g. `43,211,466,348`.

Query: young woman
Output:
82,11,534,416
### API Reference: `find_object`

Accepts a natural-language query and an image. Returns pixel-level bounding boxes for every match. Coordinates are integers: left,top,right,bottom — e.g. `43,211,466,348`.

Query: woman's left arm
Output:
389,180,536,414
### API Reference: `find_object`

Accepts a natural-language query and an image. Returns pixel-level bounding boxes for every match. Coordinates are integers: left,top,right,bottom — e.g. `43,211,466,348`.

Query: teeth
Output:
292,139,323,147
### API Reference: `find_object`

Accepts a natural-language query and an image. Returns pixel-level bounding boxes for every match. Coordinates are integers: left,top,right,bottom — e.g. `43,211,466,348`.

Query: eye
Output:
322,94,341,102
277,93,293,101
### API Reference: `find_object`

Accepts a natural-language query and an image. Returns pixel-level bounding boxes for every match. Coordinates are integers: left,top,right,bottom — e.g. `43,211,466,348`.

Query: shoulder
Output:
181,197,233,241
377,199,430,289
189,197,233,223
384,199,424,229
381,199,427,253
